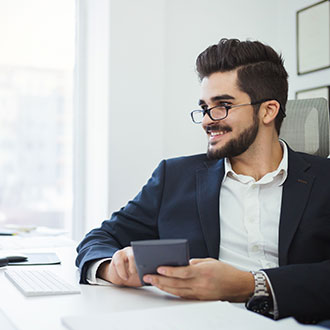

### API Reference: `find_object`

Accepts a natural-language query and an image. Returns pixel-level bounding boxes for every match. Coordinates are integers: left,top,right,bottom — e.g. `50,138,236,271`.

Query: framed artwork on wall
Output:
296,85,330,102
296,0,330,75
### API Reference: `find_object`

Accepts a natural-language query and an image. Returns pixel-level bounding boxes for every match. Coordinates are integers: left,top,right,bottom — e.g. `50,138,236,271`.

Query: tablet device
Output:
7,253,60,266
131,239,189,285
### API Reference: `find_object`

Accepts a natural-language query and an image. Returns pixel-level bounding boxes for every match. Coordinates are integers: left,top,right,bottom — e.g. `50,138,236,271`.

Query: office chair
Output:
279,98,330,158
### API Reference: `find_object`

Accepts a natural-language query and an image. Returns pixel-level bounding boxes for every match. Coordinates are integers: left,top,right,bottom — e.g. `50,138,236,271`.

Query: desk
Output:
0,242,208,330
0,242,325,330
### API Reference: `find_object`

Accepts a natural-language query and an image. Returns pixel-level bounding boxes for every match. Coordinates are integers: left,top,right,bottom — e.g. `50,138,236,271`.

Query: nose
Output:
201,111,216,130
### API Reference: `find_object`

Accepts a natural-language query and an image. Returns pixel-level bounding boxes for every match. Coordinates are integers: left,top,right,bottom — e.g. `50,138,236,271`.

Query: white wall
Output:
162,0,281,158
277,0,330,99
80,0,329,235
105,0,282,216
106,0,165,221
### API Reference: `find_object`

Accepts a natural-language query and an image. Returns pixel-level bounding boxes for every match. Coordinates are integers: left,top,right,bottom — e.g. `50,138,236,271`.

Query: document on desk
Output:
62,301,317,330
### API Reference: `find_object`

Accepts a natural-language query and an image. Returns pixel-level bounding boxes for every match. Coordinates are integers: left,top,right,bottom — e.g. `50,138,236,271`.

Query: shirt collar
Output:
223,140,288,186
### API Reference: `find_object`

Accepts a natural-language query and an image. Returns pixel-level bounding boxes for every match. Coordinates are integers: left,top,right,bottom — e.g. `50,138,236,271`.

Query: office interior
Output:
0,0,330,328
0,0,329,241
75,0,330,241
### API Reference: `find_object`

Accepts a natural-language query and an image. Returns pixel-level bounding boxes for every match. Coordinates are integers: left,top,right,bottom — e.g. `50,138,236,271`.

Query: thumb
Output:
189,258,205,265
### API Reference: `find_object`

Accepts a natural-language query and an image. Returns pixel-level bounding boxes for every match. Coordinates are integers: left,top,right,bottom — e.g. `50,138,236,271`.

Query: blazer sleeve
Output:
264,261,330,323
75,160,166,283
265,151,330,323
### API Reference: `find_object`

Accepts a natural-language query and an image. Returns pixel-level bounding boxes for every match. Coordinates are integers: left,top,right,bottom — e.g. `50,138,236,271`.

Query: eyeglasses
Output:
190,98,286,124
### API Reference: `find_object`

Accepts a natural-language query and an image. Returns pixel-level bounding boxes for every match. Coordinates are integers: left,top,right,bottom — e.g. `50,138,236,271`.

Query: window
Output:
0,0,75,231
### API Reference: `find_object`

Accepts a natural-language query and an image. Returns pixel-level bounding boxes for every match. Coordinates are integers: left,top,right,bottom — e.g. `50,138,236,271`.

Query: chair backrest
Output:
279,98,330,158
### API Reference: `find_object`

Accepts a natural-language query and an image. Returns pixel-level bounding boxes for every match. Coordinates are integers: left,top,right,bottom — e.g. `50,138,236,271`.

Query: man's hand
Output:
143,258,254,302
97,247,142,287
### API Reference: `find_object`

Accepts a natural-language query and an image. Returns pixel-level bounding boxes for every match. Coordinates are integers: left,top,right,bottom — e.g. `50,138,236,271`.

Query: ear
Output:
260,100,280,125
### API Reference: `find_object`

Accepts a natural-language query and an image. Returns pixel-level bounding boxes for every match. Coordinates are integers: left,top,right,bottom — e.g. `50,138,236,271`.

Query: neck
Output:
229,135,283,181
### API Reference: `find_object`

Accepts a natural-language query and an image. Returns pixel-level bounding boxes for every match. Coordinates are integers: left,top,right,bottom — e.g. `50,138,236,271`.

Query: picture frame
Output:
296,0,330,75
296,85,330,102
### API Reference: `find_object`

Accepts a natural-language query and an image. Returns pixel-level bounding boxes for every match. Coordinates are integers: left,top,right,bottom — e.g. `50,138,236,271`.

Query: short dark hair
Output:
196,38,288,135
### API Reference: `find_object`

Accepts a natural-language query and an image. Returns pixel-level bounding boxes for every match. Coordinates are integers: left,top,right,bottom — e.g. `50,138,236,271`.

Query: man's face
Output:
200,70,259,160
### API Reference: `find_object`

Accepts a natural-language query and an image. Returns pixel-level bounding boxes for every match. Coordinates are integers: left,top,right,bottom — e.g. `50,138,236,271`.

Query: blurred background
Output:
0,0,329,241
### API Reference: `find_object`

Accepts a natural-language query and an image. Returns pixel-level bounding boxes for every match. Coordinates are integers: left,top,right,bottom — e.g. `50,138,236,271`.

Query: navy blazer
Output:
76,147,330,323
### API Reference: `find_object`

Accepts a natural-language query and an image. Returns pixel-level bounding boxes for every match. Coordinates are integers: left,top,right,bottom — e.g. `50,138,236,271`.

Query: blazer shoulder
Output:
165,153,208,162
291,150,330,176
163,153,219,170
296,151,330,166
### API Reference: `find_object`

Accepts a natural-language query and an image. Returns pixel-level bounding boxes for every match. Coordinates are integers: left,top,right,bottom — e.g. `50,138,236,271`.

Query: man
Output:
76,39,330,324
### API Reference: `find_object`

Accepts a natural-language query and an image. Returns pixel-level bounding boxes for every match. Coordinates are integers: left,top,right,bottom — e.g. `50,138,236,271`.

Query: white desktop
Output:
0,235,322,330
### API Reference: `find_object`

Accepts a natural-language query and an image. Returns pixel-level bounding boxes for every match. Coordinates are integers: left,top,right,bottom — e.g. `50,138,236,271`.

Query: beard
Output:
207,114,259,160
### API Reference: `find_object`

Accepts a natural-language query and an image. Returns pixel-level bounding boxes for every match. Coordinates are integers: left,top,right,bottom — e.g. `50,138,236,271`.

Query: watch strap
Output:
251,271,269,296
246,271,273,316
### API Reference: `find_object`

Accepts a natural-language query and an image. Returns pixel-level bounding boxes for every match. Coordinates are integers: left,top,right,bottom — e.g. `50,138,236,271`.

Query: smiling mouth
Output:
206,125,232,138
209,130,229,137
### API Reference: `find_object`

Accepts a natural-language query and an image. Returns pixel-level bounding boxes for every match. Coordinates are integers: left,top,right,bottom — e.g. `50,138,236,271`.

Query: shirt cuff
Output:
86,258,113,286
260,270,279,319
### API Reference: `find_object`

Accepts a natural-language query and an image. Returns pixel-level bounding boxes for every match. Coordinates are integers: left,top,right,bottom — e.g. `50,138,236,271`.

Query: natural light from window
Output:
0,0,75,232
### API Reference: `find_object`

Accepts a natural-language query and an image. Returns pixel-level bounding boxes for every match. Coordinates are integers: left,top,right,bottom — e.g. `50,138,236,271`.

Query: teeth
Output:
210,131,226,136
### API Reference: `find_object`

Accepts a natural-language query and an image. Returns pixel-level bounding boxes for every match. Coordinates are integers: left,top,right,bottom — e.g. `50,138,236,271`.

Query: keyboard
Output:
5,269,81,297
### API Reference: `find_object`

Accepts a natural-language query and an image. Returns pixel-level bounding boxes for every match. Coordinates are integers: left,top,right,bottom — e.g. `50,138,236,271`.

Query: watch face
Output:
246,296,273,315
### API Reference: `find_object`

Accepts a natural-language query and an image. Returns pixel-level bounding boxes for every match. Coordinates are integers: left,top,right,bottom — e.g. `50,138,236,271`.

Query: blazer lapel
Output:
196,159,224,258
279,148,315,265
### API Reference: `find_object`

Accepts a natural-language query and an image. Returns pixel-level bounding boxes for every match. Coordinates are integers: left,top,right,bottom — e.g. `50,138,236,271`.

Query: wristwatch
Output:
245,271,273,316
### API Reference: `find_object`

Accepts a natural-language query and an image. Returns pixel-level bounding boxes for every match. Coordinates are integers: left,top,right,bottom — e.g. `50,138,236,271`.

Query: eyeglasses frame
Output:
190,98,286,124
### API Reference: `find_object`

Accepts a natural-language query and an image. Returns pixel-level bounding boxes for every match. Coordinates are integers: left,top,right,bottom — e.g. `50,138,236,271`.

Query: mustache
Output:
205,124,232,134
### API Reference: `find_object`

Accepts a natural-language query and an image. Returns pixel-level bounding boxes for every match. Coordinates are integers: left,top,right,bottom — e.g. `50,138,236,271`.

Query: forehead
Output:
200,70,241,103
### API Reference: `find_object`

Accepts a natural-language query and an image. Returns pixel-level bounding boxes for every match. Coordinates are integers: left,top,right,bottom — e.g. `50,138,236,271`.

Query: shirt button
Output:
251,245,259,252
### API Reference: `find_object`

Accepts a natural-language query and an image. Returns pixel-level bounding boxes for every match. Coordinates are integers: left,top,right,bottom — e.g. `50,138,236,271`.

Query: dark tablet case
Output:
131,239,189,285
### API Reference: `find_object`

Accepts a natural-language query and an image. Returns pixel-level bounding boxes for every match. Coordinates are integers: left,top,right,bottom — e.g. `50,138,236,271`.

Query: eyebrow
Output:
198,94,235,106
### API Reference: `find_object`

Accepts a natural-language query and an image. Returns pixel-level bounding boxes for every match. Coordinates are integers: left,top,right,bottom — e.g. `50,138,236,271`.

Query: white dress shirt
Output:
219,141,288,271
219,140,288,318
87,258,112,285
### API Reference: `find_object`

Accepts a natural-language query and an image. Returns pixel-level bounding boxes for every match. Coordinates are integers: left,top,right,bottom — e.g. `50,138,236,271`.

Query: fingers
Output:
143,274,205,300
109,247,142,287
143,264,196,292
189,258,208,265
155,258,214,279
143,258,223,300
143,264,195,290
156,265,194,279
127,248,138,275
144,274,192,288
153,258,212,280
112,249,129,280
112,247,137,281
